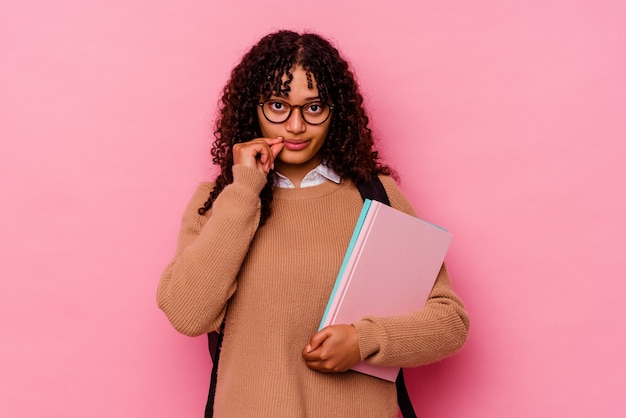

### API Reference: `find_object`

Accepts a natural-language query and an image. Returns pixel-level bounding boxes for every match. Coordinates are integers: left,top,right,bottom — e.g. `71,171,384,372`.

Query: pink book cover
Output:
321,200,453,381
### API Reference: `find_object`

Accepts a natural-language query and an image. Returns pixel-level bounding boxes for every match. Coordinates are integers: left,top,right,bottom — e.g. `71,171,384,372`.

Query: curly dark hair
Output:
198,30,394,224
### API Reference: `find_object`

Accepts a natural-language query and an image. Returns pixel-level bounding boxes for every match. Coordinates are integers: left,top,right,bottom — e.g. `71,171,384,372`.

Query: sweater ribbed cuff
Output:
232,165,268,194
353,319,380,361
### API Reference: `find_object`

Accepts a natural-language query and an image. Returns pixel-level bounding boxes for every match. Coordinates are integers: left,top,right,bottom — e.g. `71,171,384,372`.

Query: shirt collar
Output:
274,163,341,189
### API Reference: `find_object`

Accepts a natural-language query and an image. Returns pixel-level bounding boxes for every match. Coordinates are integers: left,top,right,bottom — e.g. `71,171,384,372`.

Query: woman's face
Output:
257,66,332,176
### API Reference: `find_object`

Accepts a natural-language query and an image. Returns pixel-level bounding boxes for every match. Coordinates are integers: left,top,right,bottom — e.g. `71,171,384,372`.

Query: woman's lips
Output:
283,139,309,151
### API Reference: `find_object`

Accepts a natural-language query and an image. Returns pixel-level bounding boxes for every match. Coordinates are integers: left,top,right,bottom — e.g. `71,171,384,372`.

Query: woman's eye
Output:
306,103,323,114
269,102,286,111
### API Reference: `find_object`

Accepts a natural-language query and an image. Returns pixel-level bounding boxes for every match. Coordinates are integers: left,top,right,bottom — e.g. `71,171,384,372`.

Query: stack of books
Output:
319,199,453,381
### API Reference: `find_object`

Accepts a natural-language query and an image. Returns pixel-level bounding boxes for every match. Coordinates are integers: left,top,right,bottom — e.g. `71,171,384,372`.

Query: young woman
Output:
157,30,470,417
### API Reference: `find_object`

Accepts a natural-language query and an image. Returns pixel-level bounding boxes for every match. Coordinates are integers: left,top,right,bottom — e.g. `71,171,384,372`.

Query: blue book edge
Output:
318,199,373,330
424,219,449,232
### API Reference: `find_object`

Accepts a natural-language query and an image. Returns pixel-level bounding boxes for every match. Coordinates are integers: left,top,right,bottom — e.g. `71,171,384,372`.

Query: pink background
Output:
2,1,625,417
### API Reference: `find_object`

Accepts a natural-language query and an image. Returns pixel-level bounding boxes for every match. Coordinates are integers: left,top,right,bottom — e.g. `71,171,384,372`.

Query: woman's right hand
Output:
232,137,284,175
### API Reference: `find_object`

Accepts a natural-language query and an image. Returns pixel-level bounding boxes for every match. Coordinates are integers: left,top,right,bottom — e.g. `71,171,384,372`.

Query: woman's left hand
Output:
302,325,361,373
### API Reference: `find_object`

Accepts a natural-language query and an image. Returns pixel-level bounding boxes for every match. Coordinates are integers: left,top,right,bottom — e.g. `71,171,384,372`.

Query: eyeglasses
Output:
258,100,334,125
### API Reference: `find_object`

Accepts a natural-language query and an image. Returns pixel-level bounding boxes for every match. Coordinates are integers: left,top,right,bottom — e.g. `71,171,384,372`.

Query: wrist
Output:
232,164,268,193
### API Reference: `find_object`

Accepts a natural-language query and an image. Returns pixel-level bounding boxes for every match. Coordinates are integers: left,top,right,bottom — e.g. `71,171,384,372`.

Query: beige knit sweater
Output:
157,165,470,417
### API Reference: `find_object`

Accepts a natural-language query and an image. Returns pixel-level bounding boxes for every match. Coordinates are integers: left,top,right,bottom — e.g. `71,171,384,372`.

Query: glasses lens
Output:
262,101,291,123
301,103,330,125
262,101,331,125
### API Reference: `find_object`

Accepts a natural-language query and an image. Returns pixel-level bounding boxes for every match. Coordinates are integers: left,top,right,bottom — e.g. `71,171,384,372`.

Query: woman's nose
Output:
285,106,306,134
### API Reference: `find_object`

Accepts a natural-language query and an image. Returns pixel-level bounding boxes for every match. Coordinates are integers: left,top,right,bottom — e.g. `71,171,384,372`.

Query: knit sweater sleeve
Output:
157,165,267,336
351,176,470,367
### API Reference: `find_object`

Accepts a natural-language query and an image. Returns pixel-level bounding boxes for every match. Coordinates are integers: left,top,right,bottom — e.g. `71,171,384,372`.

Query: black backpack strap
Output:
357,176,418,418
356,175,390,206
396,369,417,418
205,320,225,418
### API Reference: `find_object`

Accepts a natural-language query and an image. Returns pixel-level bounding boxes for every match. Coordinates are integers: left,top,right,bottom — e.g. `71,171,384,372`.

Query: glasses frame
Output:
257,101,335,125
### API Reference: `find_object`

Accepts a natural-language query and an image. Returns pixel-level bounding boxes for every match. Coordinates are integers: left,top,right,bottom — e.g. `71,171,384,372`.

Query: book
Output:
319,199,453,381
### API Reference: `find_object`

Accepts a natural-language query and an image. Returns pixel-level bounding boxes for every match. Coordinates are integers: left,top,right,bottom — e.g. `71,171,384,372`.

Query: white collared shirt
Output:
274,164,341,188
